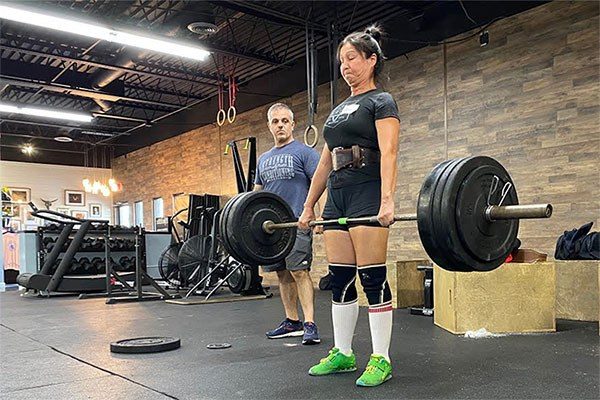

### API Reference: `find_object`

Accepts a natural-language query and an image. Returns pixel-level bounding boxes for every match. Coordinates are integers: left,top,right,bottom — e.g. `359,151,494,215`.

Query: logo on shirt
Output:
260,154,295,183
324,100,360,129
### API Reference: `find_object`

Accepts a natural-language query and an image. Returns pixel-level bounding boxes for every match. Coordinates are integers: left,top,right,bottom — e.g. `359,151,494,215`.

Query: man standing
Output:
255,102,321,345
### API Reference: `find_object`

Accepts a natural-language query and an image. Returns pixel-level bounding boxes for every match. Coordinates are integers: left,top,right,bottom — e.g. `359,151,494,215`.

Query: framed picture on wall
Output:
9,219,21,232
56,207,70,216
21,205,35,223
8,187,31,203
65,190,85,206
70,210,88,219
90,203,102,218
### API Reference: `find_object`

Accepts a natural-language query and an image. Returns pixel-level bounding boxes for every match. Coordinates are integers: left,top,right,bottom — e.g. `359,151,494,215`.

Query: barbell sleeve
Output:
485,204,552,221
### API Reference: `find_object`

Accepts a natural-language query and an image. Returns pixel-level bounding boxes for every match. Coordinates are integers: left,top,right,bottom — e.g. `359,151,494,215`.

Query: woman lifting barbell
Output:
298,24,399,387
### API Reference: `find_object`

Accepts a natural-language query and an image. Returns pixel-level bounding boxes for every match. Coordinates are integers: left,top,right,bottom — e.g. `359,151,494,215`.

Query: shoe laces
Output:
365,357,385,374
365,364,380,374
320,348,338,363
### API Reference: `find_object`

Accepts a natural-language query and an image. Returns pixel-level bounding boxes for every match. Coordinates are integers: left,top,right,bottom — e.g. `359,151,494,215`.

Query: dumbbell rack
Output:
37,224,140,279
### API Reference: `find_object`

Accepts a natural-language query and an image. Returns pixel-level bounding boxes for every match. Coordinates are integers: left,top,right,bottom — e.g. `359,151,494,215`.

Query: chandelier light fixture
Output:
82,146,121,197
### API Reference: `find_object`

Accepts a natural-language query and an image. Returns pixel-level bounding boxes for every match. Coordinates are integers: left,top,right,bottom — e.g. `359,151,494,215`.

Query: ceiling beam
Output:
213,1,327,33
0,44,221,88
0,75,181,109
0,117,123,134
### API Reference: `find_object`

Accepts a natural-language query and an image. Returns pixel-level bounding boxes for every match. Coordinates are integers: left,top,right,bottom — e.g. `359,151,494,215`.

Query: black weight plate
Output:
227,193,256,263
218,196,235,258
207,343,231,349
228,192,296,265
226,191,296,266
417,159,454,271
418,158,467,272
223,192,266,264
441,156,519,271
219,194,238,260
431,157,475,272
226,261,252,294
221,193,251,263
220,193,250,263
110,337,181,354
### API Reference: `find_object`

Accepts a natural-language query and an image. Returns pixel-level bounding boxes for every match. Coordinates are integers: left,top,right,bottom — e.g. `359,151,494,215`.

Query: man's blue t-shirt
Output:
255,140,320,217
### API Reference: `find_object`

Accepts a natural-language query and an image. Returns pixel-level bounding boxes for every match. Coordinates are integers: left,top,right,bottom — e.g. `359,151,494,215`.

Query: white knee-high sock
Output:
332,300,359,356
368,302,393,362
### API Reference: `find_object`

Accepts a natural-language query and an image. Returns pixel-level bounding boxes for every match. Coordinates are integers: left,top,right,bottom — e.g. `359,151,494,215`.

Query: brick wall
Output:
113,2,599,283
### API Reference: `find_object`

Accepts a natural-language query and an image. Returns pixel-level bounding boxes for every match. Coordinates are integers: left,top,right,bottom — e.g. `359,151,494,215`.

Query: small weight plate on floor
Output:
207,343,231,349
110,337,181,354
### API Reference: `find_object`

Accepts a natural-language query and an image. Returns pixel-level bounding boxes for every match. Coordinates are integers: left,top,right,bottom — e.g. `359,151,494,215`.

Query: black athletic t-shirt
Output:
323,88,400,188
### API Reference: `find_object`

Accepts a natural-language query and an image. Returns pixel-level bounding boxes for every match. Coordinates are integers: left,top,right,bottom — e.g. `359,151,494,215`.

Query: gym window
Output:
152,197,164,230
118,203,131,227
134,201,144,227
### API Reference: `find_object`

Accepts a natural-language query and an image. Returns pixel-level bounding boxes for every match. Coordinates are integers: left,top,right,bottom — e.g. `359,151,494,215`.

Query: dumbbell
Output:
46,223,61,232
43,237,55,248
123,239,135,251
90,238,104,250
80,238,92,250
91,257,105,274
70,258,84,275
79,257,94,275
119,256,135,271
109,257,123,272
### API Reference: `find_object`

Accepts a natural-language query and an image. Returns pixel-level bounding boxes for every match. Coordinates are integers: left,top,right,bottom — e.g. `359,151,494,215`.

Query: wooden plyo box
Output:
356,259,430,309
433,262,556,334
555,260,599,322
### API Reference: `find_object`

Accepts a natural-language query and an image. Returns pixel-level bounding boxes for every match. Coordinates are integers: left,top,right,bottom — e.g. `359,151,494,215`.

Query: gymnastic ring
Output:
217,109,226,126
304,125,319,148
227,106,237,124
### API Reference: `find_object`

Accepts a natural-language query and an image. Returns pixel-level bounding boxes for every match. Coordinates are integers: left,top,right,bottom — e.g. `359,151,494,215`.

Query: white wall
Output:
1,161,113,224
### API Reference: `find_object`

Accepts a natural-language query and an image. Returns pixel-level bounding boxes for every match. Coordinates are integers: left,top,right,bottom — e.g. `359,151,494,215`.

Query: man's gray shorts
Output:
262,230,313,272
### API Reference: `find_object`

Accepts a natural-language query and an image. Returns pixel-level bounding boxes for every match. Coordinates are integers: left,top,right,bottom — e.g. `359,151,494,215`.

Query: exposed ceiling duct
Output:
186,2,220,39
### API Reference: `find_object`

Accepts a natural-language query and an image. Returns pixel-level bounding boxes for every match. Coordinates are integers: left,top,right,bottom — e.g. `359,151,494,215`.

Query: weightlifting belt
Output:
331,145,380,171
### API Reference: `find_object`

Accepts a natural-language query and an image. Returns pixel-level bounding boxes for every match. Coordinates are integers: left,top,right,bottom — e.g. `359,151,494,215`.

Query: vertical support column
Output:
135,226,142,298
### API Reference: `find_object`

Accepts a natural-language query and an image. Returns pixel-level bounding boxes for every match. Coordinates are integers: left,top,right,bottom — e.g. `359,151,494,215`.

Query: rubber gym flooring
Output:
1,288,598,400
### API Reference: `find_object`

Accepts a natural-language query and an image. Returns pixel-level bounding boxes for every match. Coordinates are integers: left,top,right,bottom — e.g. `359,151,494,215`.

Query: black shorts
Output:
322,179,385,231
262,230,313,272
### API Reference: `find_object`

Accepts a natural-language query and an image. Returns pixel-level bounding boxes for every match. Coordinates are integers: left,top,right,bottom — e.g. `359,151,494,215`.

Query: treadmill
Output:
16,202,135,295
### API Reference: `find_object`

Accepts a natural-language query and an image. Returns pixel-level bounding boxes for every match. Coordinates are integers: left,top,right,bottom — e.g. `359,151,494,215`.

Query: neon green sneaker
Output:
355,354,392,387
308,348,357,376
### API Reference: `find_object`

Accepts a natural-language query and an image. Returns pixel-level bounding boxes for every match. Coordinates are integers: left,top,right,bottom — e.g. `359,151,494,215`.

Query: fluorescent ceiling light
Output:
0,5,210,61
80,130,114,137
0,103,93,122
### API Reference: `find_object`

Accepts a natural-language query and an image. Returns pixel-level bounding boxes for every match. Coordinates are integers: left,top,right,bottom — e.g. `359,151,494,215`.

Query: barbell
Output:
219,156,553,272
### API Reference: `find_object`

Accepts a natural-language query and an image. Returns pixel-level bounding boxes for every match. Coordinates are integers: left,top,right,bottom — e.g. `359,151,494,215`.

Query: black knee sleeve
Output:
329,264,357,304
358,264,392,305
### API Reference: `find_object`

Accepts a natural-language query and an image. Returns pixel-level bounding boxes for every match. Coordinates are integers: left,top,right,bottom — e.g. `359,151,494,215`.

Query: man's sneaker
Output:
265,318,303,339
302,322,321,345
356,354,392,387
308,348,357,376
